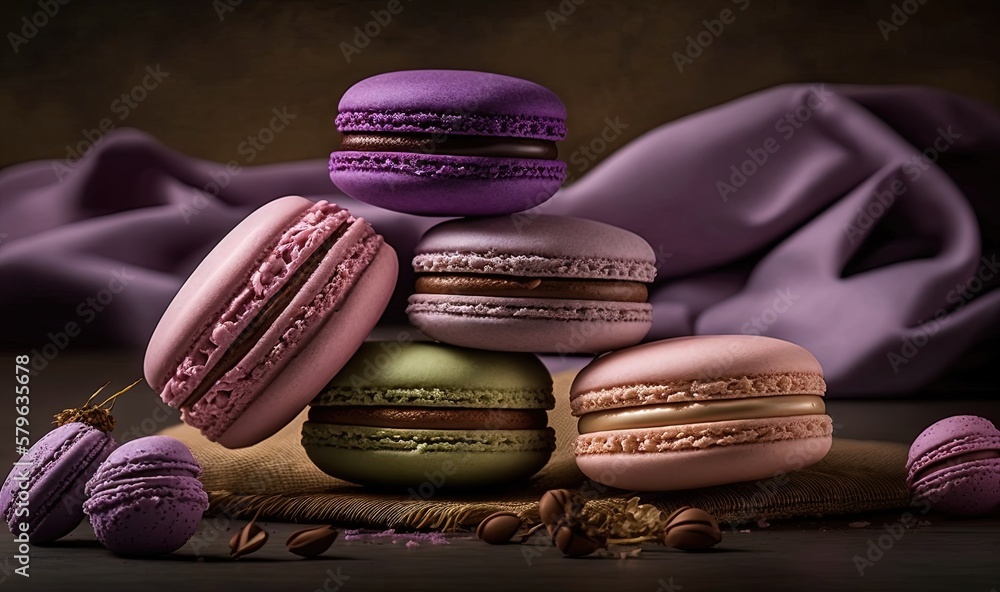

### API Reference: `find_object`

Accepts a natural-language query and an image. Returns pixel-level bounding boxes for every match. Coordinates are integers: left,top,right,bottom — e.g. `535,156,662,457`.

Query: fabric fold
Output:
2,84,998,396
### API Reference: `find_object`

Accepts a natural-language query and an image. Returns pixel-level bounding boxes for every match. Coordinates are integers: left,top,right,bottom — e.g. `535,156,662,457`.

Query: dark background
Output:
2,4,1000,589
2,0,998,170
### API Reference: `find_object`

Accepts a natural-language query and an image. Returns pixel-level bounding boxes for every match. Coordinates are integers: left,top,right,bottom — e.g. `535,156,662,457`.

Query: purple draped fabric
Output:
2,84,998,396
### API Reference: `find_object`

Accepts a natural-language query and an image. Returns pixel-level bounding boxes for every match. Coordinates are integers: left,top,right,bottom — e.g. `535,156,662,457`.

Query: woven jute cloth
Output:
160,371,912,530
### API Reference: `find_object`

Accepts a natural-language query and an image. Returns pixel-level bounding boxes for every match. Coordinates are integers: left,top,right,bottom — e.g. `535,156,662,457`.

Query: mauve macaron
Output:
406,214,656,353
1,423,116,544
329,70,568,216
571,335,833,491
144,196,398,448
906,415,1000,516
84,436,208,556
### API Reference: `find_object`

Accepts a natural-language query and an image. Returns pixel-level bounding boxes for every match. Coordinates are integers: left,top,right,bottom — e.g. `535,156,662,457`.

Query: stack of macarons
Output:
138,69,832,494
328,69,658,355
315,69,662,487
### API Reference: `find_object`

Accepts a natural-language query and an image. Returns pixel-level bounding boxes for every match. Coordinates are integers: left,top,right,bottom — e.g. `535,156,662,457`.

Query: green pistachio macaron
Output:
302,341,556,488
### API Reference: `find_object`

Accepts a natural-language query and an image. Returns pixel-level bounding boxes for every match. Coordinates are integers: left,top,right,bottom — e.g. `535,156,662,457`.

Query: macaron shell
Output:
907,415,1000,471
305,447,553,487
576,437,832,491
302,423,555,486
88,435,200,485
218,244,398,448
181,217,386,443
316,341,553,409
144,196,311,391
86,475,200,498
407,293,651,353
1,423,116,544
909,458,1000,516
571,335,826,408
85,483,208,556
574,415,834,455
86,459,202,487
413,215,657,282
329,153,565,216
336,69,567,140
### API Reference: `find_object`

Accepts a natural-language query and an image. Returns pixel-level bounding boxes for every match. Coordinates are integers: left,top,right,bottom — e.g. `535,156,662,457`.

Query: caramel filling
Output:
340,134,558,159
577,395,826,434
415,275,648,302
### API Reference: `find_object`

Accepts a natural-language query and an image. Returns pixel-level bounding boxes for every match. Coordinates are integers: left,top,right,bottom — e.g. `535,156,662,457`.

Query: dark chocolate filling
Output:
340,133,558,160
414,274,649,302
180,221,353,410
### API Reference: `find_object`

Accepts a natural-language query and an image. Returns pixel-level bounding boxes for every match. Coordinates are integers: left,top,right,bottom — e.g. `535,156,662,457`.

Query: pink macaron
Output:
906,415,1000,516
406,214,656,353
144,196,398,448
571,335,834,491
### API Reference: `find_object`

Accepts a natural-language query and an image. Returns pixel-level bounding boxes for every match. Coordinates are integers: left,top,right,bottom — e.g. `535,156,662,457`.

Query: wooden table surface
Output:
2,349,999,591
2,518,998,591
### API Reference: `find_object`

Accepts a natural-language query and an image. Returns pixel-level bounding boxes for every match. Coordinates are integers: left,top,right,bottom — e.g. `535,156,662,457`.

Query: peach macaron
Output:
571,335,833,491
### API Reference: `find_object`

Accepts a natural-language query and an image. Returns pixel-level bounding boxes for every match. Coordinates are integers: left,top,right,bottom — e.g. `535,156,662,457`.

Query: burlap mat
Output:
160,371,912,529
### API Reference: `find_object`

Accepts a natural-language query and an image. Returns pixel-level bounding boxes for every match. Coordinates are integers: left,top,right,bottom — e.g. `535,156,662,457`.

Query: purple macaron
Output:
407,214,656,352
906,415,1000,516
1,423,117,544
329,70,568,216
84,436,208,556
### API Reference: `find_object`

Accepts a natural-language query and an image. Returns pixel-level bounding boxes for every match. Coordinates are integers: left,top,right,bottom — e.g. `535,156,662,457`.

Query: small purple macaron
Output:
84,436,208,556
1,423,117,544
906,415,1000,517
329,69,568,216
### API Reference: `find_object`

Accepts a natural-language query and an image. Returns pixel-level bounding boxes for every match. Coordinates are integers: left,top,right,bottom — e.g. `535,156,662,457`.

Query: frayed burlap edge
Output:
161,371,912,532
199,436,911,532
